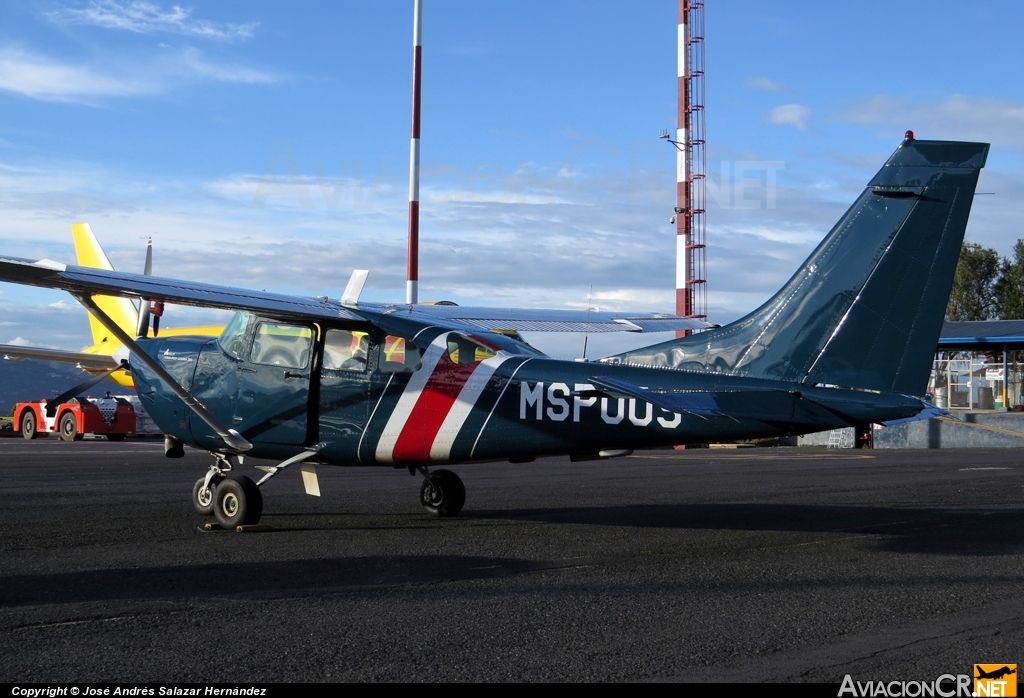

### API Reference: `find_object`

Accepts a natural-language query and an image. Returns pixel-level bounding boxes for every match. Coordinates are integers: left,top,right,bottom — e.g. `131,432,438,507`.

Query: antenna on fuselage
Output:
342,269,370,307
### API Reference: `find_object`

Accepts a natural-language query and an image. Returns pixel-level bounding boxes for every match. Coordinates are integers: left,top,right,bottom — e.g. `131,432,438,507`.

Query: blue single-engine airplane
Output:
0,136,988,528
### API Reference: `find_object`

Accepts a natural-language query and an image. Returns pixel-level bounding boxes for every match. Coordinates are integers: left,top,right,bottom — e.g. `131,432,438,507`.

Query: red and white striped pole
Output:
676,0,691,326
407,0,423,305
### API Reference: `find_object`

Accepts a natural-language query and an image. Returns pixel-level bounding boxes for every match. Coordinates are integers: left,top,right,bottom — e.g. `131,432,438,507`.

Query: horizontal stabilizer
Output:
587,376,910,428
588,376,725,417
879,401,947,427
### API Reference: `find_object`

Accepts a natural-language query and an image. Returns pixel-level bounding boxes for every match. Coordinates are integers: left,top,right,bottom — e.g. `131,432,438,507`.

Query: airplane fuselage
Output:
131,318,923,466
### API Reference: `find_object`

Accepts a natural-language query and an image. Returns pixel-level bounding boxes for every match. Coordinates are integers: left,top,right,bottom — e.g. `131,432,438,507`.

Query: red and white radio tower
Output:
675,0,707,328
407,0,423,305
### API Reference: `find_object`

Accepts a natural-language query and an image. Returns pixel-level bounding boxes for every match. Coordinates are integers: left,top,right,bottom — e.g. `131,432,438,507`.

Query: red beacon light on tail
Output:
905,130,915,141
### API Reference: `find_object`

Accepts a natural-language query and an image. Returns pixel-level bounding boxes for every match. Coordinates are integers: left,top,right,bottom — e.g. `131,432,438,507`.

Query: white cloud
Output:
745,76,789,92
0,47,278,103
767,104,811,131
173,47,276,85
4,337,34,347
838,94,1024,150
47,1,258,42
0,48,157,101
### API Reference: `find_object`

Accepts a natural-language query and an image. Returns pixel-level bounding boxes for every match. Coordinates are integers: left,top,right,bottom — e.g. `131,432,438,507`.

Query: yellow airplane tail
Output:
71,223,140,347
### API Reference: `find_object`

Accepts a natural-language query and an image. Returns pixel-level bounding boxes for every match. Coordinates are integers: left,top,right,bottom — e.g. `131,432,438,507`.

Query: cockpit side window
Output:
250,323,313,369
218,311,251,360
323,329,369,372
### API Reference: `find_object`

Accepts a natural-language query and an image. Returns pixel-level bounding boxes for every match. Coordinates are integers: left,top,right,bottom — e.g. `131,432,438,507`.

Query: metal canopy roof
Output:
938,320,1024,351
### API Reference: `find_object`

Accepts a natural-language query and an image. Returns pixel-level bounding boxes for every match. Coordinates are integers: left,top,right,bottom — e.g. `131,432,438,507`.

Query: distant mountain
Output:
0,359,126,415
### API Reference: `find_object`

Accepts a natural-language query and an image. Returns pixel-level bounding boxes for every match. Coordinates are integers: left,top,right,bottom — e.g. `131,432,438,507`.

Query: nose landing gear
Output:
212,474,263,529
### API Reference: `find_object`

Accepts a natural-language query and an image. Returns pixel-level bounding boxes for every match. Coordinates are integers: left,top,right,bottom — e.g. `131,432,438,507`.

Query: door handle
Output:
284,371,308,379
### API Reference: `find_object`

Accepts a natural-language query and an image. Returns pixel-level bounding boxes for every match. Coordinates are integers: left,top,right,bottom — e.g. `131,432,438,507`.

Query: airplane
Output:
0,135,988,529
976,667,1016,681
0,223,223,389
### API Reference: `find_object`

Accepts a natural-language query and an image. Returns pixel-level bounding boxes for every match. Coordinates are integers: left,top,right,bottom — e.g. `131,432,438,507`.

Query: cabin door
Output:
233,320,314,445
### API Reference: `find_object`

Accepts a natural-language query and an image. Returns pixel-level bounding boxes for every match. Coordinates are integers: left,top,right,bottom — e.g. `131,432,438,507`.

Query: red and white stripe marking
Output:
676,0,690,319
375,333,511,464
407,0,423,305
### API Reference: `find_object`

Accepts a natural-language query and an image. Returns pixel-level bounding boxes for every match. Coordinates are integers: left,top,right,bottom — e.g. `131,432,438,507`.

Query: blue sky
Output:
0,0,1022,358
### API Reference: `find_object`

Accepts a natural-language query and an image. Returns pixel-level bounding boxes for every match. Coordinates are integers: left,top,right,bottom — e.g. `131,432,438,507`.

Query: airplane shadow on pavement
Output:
0,555,544,608
469,502,1024,557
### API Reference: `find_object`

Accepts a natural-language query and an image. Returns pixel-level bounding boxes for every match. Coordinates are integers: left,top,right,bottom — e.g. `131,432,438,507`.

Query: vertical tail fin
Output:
71,223,140,346
608,138,989,396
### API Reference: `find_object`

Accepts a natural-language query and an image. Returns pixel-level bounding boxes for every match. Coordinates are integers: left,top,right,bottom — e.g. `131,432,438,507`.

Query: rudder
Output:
71,223,140,347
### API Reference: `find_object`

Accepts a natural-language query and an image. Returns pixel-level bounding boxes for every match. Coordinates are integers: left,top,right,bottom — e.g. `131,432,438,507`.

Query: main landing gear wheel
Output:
58,412,82,442
192,474,224,515
21,411,38,440
213,474,263,529
420,469,466,518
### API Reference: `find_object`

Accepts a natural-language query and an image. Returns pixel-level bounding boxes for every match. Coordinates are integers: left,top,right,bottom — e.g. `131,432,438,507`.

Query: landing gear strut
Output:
418,468,466,517
192,453,232,516
193,454,263,527
193,448,321,527
192,474,223,515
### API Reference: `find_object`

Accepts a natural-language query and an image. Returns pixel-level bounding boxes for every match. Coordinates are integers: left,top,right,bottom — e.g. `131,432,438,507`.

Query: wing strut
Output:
73,293,252,453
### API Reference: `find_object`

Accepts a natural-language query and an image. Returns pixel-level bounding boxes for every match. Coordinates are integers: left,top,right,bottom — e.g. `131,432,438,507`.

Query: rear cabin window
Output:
379,335,422,373
447,334,497,365
250,323,313,369
323,329,369,372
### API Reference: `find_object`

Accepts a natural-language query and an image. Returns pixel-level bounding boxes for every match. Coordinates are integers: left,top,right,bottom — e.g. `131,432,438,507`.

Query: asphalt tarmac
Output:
0,438,1022,683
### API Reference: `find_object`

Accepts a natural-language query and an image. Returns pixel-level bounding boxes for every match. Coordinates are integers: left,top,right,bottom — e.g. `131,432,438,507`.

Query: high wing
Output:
0,255,365,322
353,301,713,333
0,343,119,369
0,255,713,334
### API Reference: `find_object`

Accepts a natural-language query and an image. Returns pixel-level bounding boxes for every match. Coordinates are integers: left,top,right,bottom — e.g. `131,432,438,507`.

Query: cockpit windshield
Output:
218,311,251,359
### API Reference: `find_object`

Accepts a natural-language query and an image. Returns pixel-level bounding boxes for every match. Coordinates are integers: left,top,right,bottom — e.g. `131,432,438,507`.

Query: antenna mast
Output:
676,0,707,330
407,0,423,305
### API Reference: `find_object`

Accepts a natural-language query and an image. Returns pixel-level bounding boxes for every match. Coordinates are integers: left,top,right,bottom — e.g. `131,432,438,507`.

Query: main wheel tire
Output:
192,474,224,515
58,412,82,442
21,411,38,440
420,469,466,517
213,475,263,528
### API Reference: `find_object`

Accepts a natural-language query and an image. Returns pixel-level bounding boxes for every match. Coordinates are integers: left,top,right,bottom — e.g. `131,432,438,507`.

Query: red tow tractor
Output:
14,394,138,441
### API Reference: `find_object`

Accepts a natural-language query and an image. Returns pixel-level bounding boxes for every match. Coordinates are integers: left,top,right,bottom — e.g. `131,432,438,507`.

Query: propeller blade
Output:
135,238,153,338
151,299,164,337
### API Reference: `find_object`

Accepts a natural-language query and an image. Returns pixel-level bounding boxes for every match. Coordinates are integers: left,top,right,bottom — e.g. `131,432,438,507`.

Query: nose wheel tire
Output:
58,412,82,442
21,411,38,440
420,469,466,517
213,474,263,528
192,474,224,515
